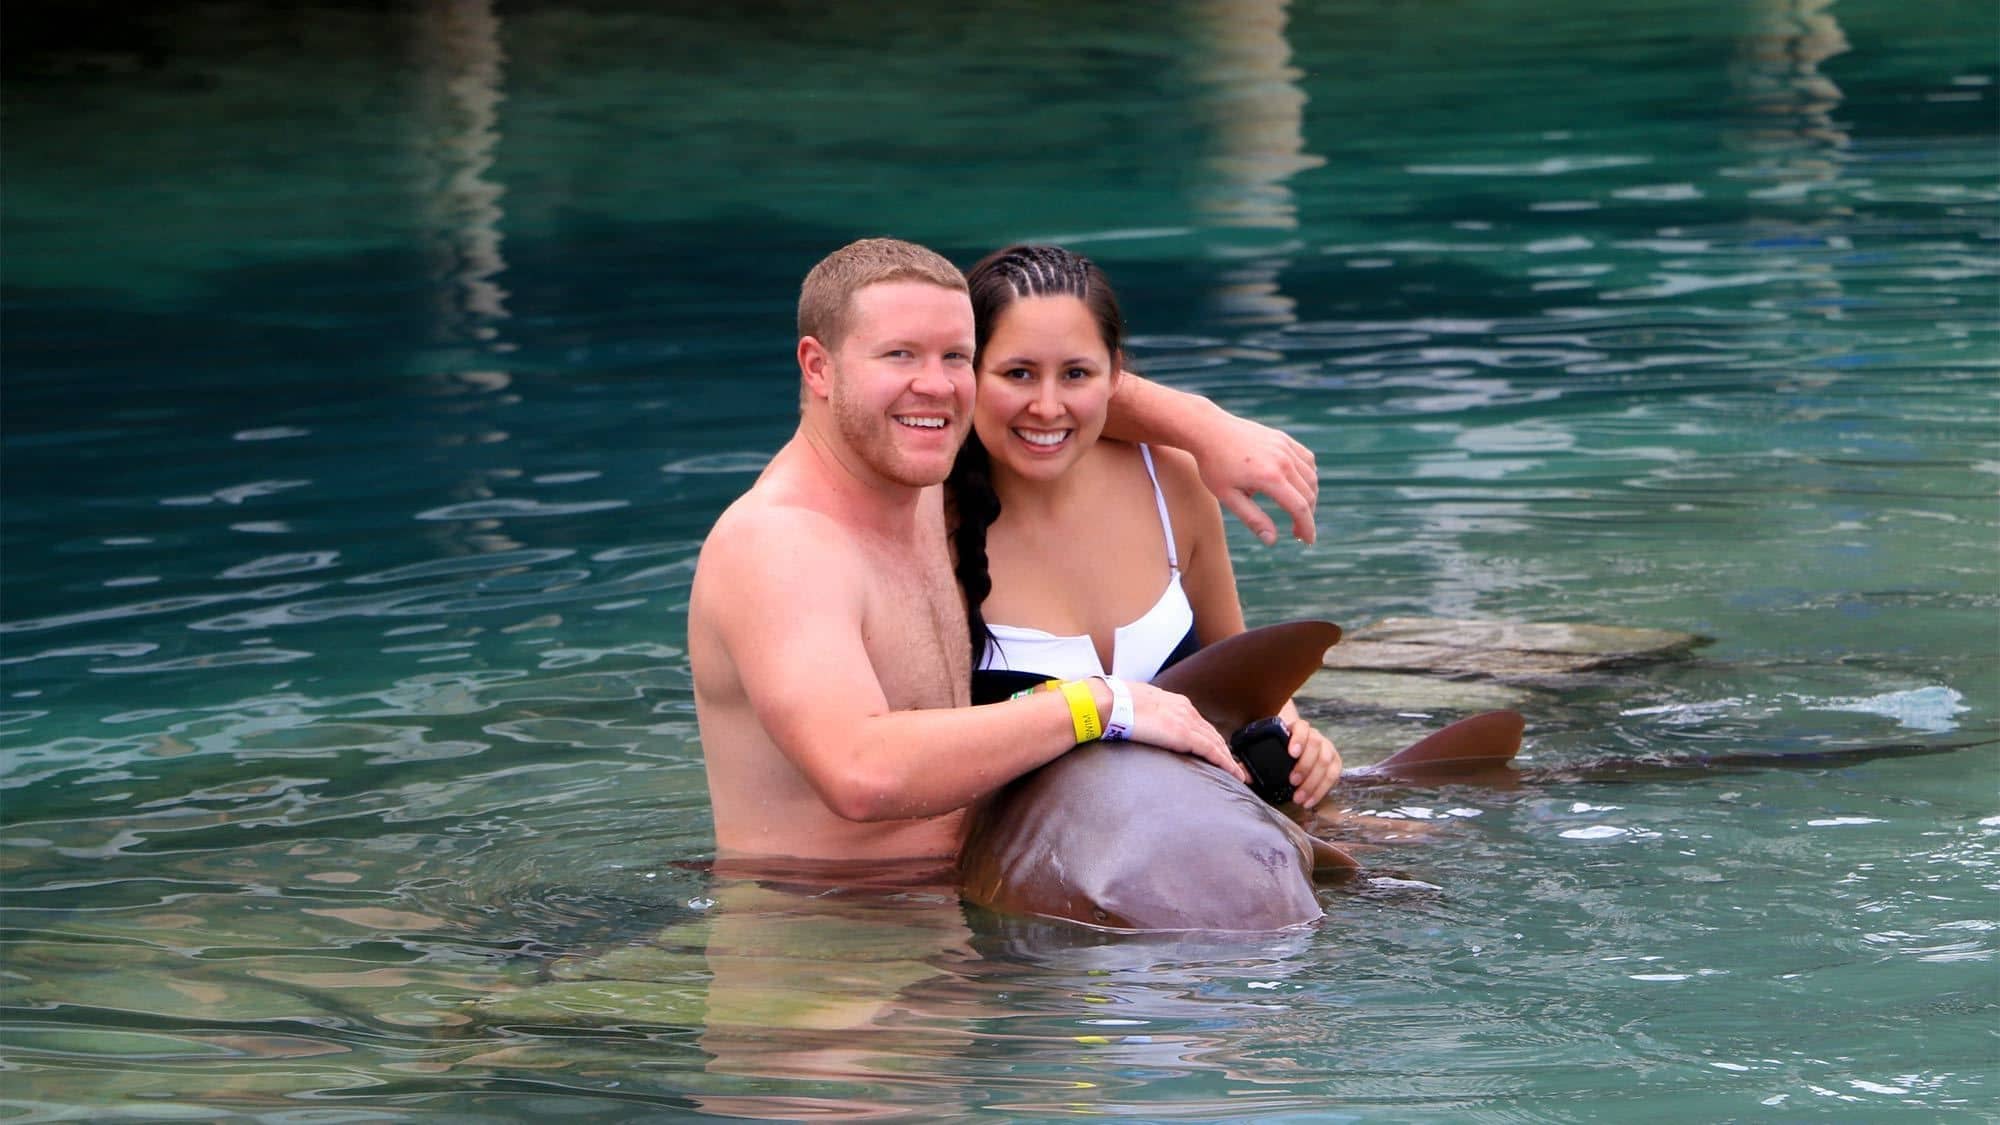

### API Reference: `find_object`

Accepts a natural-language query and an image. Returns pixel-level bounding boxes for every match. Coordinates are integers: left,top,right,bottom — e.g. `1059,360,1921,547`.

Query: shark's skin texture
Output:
959,738,1341,932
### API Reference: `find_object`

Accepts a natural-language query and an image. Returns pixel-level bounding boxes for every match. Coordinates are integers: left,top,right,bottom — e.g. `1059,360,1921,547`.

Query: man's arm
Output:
1152,444,1341,808
1103,374,1318,546
710,510,1242,823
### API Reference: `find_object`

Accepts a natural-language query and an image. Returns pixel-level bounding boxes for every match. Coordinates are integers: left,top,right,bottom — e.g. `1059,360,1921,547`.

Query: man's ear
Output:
798,336,833,400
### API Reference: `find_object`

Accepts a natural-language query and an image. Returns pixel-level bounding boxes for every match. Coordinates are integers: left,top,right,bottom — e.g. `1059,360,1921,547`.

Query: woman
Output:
949,244,1340,809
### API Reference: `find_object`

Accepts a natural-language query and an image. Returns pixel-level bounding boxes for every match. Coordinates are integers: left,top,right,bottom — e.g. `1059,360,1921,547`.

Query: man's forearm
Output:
1103,373,1223,449
807,677,1240,823
1103,373,1320,545
808,690,1096,823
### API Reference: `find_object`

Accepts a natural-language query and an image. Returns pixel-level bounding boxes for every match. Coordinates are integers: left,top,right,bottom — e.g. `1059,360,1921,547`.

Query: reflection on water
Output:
1730,0,1852,199
3,0,1996,1118
415,0,512,341
1190,0,1323,326
463,861,1335,1120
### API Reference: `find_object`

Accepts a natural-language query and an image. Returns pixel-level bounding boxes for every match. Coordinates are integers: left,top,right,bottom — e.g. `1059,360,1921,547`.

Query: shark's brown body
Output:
959,621,1524,932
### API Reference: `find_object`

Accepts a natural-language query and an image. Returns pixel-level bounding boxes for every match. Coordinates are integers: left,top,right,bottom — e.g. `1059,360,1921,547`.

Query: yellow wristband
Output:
1058,679,1102,744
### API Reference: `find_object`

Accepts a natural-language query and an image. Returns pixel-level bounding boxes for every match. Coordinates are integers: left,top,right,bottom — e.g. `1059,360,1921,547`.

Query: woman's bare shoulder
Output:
1143,443,1217,511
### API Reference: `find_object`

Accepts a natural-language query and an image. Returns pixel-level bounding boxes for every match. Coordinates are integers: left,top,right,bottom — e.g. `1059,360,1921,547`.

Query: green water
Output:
3,1,1995,1119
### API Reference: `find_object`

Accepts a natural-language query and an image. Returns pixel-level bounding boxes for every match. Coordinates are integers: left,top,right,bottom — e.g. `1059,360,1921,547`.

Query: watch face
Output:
1230,718,1295,806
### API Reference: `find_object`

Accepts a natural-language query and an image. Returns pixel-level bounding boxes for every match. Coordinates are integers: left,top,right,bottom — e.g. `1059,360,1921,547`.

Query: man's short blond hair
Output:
797,237,966,350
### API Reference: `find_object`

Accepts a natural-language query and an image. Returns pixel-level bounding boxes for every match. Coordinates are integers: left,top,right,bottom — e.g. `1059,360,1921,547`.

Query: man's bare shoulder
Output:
698,486,866,596
689,473,875,714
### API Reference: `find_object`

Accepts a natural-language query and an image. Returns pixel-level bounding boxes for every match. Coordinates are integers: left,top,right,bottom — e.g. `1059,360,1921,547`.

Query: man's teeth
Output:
897,416,947,428
1017,429,1067,447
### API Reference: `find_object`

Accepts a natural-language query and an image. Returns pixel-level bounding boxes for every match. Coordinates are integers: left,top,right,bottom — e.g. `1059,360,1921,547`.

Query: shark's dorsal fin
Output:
1152,620,1341,734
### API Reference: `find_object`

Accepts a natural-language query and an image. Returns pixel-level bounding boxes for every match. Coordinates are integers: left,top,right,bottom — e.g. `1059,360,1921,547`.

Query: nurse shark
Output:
957,619,1983,933
959,621,1524,932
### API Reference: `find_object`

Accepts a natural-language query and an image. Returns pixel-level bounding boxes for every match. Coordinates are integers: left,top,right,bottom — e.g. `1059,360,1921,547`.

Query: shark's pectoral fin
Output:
1307,836,1362,878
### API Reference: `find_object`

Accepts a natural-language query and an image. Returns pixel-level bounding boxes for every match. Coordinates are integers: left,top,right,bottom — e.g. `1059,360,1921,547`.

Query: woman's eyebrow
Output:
988,354,1102,367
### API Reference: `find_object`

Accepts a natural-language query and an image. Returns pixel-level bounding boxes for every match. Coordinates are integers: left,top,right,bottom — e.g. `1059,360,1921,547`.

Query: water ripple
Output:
1,6,1993,1117
158,479,313,507
350,547,576,585
416,497,630,520
1406,155,1652,176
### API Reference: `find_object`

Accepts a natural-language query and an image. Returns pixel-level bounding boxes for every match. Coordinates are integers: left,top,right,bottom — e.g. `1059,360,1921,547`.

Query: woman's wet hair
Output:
964,244,1124,359
948,245,1125,669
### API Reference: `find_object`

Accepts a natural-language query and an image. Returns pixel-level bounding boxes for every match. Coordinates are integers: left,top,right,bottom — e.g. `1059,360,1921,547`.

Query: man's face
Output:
820,281,977,489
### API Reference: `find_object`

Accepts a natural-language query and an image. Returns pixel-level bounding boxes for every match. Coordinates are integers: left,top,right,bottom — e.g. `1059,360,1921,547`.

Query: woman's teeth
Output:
1016,429,1068,447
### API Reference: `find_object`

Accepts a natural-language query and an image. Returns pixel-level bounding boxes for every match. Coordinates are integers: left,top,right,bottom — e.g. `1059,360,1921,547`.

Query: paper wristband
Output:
1094,674,1134,741
1057,679,1103,743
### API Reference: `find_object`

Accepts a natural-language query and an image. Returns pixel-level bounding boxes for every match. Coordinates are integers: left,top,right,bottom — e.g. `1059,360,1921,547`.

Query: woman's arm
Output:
1103,374,1318,547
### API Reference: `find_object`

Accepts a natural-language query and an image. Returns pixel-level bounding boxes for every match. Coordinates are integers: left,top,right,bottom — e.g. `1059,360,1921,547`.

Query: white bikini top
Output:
978,444,1196,684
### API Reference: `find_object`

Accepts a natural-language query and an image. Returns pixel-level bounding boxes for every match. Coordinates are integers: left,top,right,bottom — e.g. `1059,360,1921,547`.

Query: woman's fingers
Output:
1287,717,1342,809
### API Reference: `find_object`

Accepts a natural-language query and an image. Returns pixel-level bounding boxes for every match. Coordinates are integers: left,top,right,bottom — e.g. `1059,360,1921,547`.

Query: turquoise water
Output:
4,0,1996,1118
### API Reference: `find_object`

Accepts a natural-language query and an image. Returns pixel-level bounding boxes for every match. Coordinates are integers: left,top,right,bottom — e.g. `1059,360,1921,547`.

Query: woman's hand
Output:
1280,700,1341,808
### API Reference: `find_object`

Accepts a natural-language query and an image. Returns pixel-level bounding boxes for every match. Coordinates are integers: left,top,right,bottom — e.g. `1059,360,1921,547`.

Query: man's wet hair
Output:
797,237,967,350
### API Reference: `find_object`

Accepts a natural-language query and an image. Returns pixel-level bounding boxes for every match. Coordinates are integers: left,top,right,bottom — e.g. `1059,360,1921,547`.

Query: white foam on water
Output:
1367,876,1444,892
1813,685,1967,733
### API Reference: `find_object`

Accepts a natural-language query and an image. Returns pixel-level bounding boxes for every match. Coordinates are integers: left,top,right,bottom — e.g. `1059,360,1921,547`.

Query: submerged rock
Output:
1296,617,1704,732
1297,669,1535,716
1320,617,1704,679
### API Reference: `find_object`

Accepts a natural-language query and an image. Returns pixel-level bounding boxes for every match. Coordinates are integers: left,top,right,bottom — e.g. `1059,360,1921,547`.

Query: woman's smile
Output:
1013,426,1072,450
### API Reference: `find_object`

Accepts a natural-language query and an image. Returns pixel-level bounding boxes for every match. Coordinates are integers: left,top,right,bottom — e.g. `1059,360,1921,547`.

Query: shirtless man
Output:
689,238,1319,863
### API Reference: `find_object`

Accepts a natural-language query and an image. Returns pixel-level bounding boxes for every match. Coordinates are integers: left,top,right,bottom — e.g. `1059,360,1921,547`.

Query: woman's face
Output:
972,294,1121,483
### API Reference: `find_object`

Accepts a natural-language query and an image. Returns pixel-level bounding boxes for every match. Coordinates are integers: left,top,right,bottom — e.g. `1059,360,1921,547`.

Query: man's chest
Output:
860,543,970,710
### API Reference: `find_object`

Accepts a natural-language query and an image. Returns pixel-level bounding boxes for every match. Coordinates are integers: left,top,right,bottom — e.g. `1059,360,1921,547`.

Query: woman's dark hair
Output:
948,245,1126,669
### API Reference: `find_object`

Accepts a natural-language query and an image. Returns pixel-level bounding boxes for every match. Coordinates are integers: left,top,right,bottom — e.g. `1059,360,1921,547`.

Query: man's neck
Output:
782,420,928,538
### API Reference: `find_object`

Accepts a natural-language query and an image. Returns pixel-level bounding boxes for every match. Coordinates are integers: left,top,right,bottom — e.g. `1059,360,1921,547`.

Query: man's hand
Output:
1191,414,1318,547
1123,681,1246,782
1279,700,1341,808
1102,374,1320,547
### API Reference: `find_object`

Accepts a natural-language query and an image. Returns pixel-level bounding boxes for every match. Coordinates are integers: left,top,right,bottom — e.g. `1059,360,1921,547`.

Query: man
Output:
689,238,1318,863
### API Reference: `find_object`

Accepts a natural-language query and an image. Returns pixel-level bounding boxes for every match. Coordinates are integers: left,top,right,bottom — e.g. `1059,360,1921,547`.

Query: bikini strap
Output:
1137,444,1180,573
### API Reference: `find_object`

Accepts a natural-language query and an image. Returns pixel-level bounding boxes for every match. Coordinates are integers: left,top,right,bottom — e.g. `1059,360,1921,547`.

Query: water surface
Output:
3,0,1996,1119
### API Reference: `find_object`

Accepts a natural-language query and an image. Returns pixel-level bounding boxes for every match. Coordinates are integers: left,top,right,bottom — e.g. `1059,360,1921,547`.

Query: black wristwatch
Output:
1230,716,1295,806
